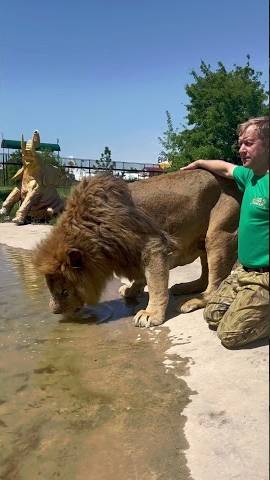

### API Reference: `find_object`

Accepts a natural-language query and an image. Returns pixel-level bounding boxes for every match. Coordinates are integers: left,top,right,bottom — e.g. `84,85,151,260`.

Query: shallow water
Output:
0,244,193,480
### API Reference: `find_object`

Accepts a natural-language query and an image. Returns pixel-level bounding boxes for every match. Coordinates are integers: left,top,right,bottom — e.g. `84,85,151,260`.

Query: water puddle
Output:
0,244,193,480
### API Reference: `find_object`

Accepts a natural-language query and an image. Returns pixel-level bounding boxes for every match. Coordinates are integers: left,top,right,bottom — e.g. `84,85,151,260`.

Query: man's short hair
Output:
238,116,269,146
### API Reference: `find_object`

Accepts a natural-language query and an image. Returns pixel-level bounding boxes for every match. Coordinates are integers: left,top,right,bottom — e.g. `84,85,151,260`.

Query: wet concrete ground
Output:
0,223,269,480
0,245,194,480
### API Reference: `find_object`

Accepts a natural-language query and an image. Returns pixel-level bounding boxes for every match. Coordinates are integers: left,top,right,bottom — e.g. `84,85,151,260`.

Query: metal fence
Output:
0,153,164,187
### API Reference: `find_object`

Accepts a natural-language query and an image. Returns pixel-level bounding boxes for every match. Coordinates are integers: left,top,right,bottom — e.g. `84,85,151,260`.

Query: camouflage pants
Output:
204,265,269,348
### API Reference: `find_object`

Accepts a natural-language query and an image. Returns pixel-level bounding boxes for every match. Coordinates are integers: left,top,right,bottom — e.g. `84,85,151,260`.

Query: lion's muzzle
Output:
49,298,63,314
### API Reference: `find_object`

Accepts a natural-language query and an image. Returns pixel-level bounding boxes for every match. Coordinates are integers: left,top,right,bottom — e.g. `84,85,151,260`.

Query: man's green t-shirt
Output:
233,166,269,268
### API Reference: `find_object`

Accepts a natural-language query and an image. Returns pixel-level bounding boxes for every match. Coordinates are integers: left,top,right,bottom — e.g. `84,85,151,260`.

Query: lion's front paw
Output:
133,309,164,328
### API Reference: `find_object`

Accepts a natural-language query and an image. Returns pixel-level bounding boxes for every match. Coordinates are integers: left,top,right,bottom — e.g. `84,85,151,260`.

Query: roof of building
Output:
1,139,61,152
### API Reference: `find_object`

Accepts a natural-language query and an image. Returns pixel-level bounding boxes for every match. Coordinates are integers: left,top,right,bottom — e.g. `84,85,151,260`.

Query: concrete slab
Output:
166,263,269,480
0,222,52,249
0,222,268,480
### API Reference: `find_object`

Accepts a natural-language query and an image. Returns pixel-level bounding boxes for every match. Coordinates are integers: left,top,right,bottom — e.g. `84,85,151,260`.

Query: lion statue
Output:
33,171,241,327
0,130,64,225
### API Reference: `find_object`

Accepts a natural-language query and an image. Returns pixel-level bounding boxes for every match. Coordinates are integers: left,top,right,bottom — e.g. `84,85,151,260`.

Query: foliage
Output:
159,57,269,170
39,149,61,167
41,150,76,185
158,111,183,166
0,187,13,203
93,146,115,173
0,150,22,184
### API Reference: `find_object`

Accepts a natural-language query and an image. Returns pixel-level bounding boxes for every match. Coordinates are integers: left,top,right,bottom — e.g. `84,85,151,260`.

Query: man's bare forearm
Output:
181,159,235,178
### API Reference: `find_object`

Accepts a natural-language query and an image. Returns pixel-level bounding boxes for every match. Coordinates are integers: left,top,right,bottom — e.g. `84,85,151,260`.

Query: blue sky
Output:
1,0,268,163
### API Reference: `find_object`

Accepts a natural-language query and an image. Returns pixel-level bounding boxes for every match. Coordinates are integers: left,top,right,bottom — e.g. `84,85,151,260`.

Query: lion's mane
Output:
33,174,170,285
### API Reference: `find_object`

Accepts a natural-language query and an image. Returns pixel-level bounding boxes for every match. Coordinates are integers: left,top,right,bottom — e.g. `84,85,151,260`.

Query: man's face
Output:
238,125,268,172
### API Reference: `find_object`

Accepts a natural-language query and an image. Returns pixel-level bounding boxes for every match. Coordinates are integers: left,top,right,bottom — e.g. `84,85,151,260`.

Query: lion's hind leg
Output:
171,251,208,295
179,231,237,313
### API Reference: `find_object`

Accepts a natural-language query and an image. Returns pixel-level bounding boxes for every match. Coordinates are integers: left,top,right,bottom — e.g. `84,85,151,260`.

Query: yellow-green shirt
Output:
233,166,269,268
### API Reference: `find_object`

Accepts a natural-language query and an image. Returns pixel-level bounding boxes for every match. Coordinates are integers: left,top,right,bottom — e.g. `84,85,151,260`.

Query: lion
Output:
32,171,241,327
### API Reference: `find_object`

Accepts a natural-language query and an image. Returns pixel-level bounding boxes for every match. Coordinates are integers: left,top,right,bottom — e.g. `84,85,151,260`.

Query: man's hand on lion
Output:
180,160,202,170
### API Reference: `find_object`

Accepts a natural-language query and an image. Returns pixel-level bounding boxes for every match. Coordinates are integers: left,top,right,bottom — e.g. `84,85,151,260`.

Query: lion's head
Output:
33,232,109,317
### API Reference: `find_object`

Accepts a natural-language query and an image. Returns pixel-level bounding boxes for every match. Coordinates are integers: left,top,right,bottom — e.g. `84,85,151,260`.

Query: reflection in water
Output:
0,245,193,480
3,245,45,299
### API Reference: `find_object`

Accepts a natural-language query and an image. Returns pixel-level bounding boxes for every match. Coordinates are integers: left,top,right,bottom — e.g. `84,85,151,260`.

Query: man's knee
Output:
217,329,244,348
217,326,269,349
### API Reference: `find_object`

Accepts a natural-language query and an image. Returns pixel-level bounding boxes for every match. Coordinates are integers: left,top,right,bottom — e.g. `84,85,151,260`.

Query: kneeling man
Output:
182,116,269,348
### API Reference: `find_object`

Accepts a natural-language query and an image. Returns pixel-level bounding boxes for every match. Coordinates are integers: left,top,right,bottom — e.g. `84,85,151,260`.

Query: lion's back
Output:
129,169,241,235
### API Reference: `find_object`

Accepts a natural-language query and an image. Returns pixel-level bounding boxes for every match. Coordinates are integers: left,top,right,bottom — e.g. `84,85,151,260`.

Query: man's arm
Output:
181,159,236,179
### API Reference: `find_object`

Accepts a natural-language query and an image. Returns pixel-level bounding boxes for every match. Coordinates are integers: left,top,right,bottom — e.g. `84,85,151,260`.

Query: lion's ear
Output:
67,249,83,269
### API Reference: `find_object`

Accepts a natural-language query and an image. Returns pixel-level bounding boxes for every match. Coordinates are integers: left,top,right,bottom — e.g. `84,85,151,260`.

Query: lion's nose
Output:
49,299,62,314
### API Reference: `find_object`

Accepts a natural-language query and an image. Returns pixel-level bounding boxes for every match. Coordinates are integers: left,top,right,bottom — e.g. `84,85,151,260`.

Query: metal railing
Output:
0,153,164,187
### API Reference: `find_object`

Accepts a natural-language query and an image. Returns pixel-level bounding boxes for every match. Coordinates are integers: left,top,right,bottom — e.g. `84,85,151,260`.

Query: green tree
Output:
39,149,61,167
93,146,115,173
40,150,76,185
3,150,22,185
159,57,269,170
158,111,182,165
